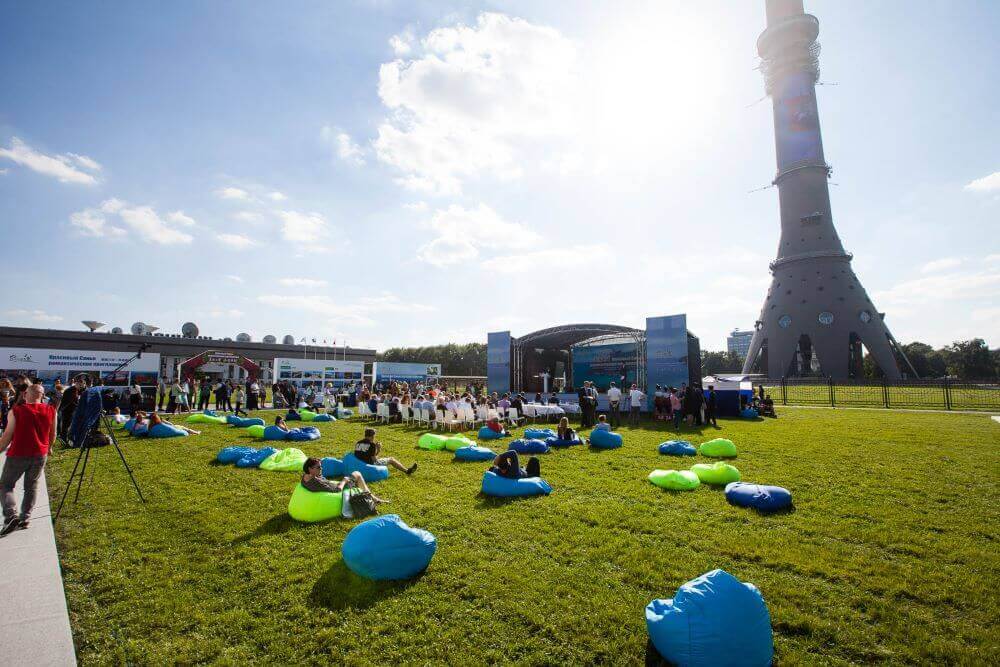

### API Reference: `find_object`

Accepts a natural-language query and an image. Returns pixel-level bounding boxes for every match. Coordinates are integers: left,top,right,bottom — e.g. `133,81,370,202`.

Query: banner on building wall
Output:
571,342,637,391
487,331,512,394
645,314,689,410
0,346,160,388
372,362,442,386
273,358,364,389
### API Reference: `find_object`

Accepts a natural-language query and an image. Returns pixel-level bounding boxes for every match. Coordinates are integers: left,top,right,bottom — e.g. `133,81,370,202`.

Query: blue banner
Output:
487,331,511,394
645,314,689,410
571,342,637,391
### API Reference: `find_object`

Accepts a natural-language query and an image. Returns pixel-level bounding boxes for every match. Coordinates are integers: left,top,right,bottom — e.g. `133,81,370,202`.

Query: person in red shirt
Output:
0,383,57,536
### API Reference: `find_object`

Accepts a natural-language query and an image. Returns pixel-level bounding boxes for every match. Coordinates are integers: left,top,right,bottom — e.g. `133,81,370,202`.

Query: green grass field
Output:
47,409,999,665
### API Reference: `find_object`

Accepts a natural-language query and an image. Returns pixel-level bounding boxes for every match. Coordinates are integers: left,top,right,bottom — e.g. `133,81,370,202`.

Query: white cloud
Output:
389,28,414,56
232,211,262,222
416,203,540,266
0,137,100,185
167,210,196,226
215,186,250,200
481,244,612,273
985,254,1000,264
876,267,1000,307
225,275,245,283
920,257,963,274
279,278,328,288
276,210,331,243
257,291,433,327
209,308,245,318
267,191,287,202
374,13,577,195
69,199,193,244
216,232,258,249
964,171,1000,193
971,306,1000,323
5,309,63,323
321,126,365,165
403,201,428,212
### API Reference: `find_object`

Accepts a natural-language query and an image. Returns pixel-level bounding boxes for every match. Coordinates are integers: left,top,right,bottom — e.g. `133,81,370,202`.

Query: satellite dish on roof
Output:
236,332,251,342
145,325,160,335
263,335,277,344
223,337,232,342
111,326,123,334
282,335,295,345
82,321,105,332
181,322,199,338
130,322,146,336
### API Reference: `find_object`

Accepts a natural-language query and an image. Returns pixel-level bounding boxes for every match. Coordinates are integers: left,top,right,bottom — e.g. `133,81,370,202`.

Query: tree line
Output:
377,343,486,376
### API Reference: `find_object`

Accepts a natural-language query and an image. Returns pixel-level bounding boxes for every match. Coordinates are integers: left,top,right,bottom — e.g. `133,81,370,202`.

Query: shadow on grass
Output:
310,559,419,611
475,492,546,509
229,512,301,544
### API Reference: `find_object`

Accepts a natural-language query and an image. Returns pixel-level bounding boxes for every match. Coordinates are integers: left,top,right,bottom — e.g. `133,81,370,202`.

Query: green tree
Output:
899,341,947,378
940,339,997,378
700,350,744,376
377,343,487,376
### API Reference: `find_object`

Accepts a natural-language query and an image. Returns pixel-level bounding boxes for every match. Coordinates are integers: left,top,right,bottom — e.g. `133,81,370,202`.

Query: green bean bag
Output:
287,483,343,522
649,469,701,491
698,438,737,458
418,433,449,451
444,435,476,452
691,462,741,485
186,412,228,425
259,448,308,472
246,424,266,438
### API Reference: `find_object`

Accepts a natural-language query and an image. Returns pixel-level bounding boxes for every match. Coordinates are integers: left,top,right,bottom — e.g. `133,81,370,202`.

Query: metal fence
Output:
760,378,1000,412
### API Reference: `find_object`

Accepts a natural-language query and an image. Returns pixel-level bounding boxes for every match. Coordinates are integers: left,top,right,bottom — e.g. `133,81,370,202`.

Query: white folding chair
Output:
400,405,412,425
506,408,524,427
476,406,490,426
416,408,429,427
462,406,477,429
441,409,462,432
377,403,390,424
358,402,370,420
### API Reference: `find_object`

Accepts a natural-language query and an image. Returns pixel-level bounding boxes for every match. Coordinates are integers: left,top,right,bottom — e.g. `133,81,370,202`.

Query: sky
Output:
1,0,998,353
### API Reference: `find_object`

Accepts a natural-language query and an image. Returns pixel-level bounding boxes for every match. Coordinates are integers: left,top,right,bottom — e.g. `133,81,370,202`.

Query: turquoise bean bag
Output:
524,428,556,440
477,426,509,440
321,457,346,478
218,446,256,464
342,514,437,580
149,423,187,438
509,438,550,454
590,429,623,448
236,447,277,468
312,413,335,422
646,569,773,666
545,436,582,447
287,426,321,442
741,408,760,419
454,445,495,462
481,471,551,497
227,416,265,428
658,440,696,456
725,482,792,512
343,452,389,482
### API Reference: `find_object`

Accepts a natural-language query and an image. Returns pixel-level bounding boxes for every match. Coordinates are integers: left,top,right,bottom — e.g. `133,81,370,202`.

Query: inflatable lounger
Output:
454,445,496,462
698,438,737,458
252,425,321,441
648,469,700,491
646,569,773,667
321,457,346,478
418,433,449,450
217,446,257,464
477,426,509,440
589,429,623,449
259,448,308,472
481,471,551,497
658,440,696,456
691,462,741,486
299,409,335,422
226,416,265,428
343,452,389,482
545,436,582,448
149,423,187,438
288,483,343,522
237,447,278,468
444,435,476,452
186,412,228,425
724,482,792,512
342,514,437,580
509,438,550,454
524,428,556,440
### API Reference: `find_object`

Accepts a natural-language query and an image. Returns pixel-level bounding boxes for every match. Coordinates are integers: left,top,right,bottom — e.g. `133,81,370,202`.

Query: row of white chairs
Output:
356,402,526,431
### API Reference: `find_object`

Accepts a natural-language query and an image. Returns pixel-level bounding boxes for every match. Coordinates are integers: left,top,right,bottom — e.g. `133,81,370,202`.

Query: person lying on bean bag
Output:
301,457,385,503
355,427,417,475
273,415,290,432
490,449,540,480
484,417,508,437
149,412,200,435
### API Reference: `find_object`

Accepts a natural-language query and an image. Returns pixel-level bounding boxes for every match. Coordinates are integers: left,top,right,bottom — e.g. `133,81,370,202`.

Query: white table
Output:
524,403,566,418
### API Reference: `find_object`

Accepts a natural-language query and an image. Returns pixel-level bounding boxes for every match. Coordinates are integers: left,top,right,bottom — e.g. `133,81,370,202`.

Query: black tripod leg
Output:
54,444,87,523
111,439,145,503
73,447,91,504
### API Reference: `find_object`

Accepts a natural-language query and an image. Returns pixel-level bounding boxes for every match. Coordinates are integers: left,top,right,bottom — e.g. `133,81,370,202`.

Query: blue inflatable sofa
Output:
481,471,551,497
724,482,792,512
342,514,437,580
658,440,696,456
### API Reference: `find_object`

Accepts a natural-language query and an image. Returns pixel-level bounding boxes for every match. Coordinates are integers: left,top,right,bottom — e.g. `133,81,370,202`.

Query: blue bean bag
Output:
129,423,149,436
203,410,218,417
226,416,265,428
509,438,550,454
122,418,136,431
545,436,583,448
725,482,792,512
286,426,321,442
477,426,509,440
311,413,335,422
524,428,556,440
646,569,773,667
454,445,496,462
482,471,551,497
147,423,186,438
218,446,257,464
658,440,696,456
342,514,437,580
321,457,346,478
741,408,759,419
343,452,389,482
589,429,623,449
263,425,289,440
236,447,278,468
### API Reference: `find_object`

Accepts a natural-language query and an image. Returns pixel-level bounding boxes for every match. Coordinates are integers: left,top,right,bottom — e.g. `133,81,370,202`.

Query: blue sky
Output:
1,0,997,352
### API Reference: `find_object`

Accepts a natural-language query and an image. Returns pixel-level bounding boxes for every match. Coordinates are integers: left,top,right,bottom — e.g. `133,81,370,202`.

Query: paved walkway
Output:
0,454,77,666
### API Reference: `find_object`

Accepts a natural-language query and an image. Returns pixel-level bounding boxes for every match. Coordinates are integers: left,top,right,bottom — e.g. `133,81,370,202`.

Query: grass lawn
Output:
47,409,999,665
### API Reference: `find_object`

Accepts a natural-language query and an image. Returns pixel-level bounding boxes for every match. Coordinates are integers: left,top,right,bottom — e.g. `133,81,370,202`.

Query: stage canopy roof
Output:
515,323,643,350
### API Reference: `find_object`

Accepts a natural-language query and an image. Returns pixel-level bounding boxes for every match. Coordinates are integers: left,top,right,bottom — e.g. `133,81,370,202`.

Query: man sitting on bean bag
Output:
484,416,508,437
355,427,417,475
301,457,385,502
490,449,541,479
585,414,610,444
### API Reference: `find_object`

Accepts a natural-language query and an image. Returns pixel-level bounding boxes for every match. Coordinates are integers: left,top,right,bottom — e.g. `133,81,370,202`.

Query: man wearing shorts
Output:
354,427,417,474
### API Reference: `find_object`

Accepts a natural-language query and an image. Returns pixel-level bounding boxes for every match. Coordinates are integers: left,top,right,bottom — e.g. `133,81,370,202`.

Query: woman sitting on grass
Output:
354,427,417,474
490,449,540,479
301,457,385,502
149,412,200,435
556,416,576,441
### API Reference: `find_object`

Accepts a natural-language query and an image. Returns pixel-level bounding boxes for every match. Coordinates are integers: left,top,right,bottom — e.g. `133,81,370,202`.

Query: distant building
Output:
727,329,754,359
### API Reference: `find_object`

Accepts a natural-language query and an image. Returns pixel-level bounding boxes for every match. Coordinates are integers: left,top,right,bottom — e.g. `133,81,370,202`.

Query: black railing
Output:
759,377,1000,412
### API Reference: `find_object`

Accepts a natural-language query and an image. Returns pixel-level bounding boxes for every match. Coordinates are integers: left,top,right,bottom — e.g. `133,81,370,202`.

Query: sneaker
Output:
17,518,29,530
406,463,418,475
1,516,20,537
